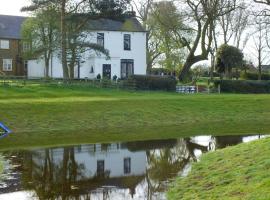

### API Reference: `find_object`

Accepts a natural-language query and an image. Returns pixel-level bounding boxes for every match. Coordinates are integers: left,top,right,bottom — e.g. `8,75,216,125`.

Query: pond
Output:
0,134,267,200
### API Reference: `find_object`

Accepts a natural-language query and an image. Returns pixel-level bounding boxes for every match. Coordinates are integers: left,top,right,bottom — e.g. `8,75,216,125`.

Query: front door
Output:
103,64,111,79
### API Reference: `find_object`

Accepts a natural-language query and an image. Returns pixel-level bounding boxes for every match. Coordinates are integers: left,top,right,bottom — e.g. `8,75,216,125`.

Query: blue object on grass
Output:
0,122,12,139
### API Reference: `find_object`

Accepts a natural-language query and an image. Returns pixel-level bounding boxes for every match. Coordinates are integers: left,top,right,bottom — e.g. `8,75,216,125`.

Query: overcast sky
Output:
0,0,30,16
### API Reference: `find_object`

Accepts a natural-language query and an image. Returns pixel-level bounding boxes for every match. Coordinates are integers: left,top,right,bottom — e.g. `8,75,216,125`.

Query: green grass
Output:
0,84,270,150
167,137,270,200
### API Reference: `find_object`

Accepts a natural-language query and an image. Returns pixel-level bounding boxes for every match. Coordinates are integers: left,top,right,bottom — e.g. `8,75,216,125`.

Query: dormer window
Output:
97,33,104,47
124,34,131,50
0,40,9,49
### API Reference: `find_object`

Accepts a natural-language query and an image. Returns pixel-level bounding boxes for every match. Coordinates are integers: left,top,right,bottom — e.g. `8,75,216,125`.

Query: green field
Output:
0,84,270,150
167,137,270,200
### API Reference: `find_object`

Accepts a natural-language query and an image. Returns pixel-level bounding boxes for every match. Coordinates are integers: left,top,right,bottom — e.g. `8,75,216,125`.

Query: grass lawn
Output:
167,137,270,200
0,84,270,150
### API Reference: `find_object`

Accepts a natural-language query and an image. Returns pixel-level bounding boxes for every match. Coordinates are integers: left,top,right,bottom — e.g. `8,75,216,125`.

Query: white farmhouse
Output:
27,17,147,79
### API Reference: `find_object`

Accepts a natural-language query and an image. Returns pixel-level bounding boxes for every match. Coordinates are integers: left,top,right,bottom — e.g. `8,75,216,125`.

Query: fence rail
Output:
0,75,220,93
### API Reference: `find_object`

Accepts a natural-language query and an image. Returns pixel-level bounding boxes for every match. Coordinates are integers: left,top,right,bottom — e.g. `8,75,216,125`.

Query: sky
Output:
0,0,30,16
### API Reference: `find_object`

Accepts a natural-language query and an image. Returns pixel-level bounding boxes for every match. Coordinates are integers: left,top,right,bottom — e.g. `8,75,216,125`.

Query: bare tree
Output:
176,0,238,81
250,17,269,80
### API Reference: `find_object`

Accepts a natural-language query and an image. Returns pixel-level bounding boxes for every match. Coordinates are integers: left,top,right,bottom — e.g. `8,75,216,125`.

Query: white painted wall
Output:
32,143,146,179
27,31,147,79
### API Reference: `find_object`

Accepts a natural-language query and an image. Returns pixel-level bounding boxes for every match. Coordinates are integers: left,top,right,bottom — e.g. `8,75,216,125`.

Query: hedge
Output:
240,72,270,80
214,80,270,93
126,75,177,91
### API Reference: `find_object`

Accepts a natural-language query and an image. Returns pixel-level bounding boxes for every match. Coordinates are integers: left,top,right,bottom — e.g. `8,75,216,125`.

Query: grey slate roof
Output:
0,15,26,39
0,15,145,40
87,17,146,32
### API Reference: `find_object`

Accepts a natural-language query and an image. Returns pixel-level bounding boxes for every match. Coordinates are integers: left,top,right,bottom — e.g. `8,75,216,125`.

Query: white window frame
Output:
3,59,12,71
0,40,10,49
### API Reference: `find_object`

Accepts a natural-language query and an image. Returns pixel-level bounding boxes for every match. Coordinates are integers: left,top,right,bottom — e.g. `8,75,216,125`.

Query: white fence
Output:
176,85,197,94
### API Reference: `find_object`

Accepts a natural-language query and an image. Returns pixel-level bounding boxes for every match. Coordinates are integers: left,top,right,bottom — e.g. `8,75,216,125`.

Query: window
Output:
97,160,105,176
97,33,104,47
124,34,131,50
3,59,12,71
121,59,134,78
23,42,30,52
124,157,131,174
0,40,10,49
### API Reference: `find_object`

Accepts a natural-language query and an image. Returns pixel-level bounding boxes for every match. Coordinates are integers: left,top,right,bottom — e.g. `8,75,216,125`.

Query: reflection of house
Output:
32,143,146,180
0,15,27,76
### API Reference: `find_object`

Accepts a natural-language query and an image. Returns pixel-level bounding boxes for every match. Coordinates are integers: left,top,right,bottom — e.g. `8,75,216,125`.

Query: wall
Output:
27,31,147,79
0,39,25,76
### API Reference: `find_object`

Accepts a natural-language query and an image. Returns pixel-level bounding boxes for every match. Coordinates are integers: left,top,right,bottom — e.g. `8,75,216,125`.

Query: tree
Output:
147,1,190,73
176,0,238,81
215,44,244,78
22,0,129,80
21,6,59,78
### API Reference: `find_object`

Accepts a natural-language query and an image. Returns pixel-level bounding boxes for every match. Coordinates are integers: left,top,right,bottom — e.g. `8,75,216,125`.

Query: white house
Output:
27,17,147,79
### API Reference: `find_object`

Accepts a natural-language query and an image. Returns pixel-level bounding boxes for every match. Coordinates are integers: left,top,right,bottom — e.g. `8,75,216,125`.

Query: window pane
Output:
124,34,131,50
97,33,104,47
0,40,10,49
3,59,12,71
121,63,127,78
97,160,105,176
124,157,131,174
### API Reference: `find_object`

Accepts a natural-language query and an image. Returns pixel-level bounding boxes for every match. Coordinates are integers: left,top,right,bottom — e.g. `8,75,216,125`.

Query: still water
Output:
0,135,266,200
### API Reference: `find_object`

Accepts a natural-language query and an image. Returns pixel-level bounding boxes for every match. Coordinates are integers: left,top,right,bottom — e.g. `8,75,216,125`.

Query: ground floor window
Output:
121,59,134,78
3,59,12,71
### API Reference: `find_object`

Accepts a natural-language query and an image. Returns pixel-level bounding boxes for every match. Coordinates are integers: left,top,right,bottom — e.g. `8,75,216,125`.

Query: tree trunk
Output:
179,60,193,81
45,58,50,79
61,0,69,82
225,64,229,79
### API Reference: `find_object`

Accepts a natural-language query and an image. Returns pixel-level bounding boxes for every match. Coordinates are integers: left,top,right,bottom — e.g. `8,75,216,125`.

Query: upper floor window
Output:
23,42,31,52
97,33,104,47
124,157,131,174
124,34,131,50
0,40,10,49
3,59,12,71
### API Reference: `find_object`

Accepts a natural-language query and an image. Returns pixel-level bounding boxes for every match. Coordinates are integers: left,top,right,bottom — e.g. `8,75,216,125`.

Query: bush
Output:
214,80,270,93
127,75,177,91
240,72,270,80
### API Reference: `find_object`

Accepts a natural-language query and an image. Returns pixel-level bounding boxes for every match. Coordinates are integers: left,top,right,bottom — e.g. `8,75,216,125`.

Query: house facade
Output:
28,17,147,79
0,15,27,76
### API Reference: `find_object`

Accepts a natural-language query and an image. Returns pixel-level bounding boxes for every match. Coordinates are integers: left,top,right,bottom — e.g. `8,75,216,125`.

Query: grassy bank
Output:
0,84,270,150
167,137,270,200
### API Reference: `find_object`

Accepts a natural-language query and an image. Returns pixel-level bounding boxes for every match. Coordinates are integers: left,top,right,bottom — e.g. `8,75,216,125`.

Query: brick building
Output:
0,15,27,76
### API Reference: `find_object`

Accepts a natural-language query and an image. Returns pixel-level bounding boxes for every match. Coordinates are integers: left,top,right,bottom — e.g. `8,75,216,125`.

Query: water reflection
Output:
0,134,266,200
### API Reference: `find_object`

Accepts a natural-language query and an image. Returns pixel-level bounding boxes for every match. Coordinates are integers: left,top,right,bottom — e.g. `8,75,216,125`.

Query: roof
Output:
0,15,145,40
87,17,146,32
0,15,27,39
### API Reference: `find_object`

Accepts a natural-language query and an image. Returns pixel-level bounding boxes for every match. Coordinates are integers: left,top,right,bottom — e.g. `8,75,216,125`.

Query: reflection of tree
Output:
145,138,208,198
211,136,243,149
20,147,86,200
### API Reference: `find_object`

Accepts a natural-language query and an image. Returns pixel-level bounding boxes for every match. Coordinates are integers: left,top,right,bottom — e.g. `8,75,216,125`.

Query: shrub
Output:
214,80,270,93
113,75,117,81
127,75,177,91
240,72,270,80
